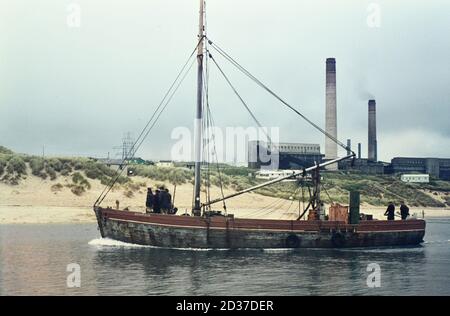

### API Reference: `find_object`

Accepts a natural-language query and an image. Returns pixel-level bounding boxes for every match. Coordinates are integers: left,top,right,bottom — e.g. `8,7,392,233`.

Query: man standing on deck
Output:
145,188,154,214
153,189,161,214
384,202,395,221
400,202,410,220
159,187,172,214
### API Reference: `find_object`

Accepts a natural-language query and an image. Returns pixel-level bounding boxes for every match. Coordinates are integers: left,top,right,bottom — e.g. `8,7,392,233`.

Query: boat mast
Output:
193,0,205,216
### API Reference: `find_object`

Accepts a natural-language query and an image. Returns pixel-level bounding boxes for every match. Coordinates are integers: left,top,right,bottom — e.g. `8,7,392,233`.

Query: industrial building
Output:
387,157,450,180
338,158,385,174
248,141,324,170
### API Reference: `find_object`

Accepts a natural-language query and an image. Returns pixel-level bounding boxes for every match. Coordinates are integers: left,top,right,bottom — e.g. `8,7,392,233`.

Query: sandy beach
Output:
1,175,450,224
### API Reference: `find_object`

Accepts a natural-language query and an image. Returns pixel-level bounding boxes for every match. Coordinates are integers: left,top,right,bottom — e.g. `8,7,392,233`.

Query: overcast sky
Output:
1,0,449,162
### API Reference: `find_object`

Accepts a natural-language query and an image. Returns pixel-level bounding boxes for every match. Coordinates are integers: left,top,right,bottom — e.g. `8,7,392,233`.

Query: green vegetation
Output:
67,172,91,196
51,183,64,192
130,164,450,207
0,146,128,192
0,146,13,155
2,155,27,185
320,172,447,207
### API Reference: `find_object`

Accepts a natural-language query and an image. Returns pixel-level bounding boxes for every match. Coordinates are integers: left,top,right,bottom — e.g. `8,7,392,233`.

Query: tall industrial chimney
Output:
325,58,337,168
368,100,377,162
358,143,362,159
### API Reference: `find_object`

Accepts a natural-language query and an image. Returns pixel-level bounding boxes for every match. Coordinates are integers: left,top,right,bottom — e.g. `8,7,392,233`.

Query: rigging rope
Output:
206,105,228,213
203,43,228,212
94,39,202,207
208,52,273,145
207,38,352,153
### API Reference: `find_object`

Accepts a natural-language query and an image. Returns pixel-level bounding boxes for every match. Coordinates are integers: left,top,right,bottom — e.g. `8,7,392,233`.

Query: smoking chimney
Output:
325,58,337,168
358,143,362,159
368,100,377,162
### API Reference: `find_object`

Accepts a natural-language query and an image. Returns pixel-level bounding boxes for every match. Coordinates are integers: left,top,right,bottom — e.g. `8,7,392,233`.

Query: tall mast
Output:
193,0,205,215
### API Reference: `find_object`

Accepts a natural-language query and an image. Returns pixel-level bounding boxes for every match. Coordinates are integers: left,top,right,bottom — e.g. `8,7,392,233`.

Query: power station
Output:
247,57,449,180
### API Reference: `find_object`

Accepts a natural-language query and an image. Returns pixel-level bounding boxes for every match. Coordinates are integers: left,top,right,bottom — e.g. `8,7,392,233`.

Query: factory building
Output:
338,158,386,174
248,141,324,170
387,157,450,180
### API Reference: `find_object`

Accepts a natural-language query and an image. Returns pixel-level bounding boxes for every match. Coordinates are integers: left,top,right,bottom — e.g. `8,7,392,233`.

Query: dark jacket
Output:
400,204,410,220
160,191,172,210
385,204,395,220
146,190,154,208
153,193,161,213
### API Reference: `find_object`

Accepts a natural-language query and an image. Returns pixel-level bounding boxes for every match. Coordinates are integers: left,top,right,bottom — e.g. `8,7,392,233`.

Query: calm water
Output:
1,219,450,296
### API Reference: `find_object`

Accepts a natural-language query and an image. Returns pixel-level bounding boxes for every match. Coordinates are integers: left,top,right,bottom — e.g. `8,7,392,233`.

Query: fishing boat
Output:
93,1,425,249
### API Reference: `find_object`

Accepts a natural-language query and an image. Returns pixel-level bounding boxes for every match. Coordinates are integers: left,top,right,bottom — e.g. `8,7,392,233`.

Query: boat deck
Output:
96,208,426,233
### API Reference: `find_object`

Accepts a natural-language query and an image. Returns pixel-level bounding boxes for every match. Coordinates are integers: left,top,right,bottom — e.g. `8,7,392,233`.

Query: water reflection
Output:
1,222,448,296
91,243,427,296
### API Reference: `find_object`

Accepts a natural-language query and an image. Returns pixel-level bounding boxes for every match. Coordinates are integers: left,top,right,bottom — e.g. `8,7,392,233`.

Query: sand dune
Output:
1,175,449,224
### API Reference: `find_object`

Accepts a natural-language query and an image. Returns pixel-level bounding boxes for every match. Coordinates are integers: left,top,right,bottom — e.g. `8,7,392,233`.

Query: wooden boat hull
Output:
94,207,426,249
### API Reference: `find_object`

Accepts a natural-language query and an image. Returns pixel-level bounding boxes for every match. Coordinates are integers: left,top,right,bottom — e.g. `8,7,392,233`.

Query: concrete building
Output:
401,174,430,183
388,157,450,180
325,58,338,169
248,141,323,170
156,160,174,168
255,169,301,181
368,100,378,162
338,158,385,174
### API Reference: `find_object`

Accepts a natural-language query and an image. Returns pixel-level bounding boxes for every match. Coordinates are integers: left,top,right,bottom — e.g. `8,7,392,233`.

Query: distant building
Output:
338,158,385,174
388,157,450,180
255,170,301,181
156,160,174,168
400,174,430,183
248,141,324,170
96,158,122,166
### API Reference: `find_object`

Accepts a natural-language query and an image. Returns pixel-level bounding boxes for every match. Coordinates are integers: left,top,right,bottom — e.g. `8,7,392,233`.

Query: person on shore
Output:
145,188,154,214
400,202,410,220
153,189,161,214
384,202,395,221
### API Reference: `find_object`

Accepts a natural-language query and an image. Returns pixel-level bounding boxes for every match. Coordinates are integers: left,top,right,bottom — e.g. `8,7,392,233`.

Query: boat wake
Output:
88,238,150,248
88,238,227,251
